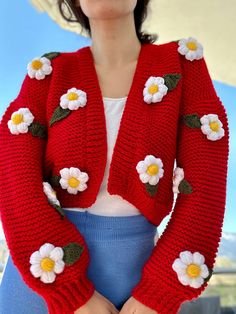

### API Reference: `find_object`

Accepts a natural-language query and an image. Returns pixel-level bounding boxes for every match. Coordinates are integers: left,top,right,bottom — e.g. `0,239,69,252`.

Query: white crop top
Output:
63,96,142,216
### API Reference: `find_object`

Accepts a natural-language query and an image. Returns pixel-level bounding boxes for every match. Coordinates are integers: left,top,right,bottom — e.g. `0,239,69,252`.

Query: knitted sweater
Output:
63,95,142,216
0,37,229,314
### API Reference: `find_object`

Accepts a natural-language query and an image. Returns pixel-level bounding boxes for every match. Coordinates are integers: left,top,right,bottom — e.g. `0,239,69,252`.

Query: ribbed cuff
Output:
44,273,95,314
131,278,190,314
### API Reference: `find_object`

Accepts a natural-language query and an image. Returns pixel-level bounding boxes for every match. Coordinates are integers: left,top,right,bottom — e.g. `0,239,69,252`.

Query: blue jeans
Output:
0,210,158,313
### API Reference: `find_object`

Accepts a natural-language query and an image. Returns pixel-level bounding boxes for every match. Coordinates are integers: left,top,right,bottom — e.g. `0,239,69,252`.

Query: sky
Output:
0,1,235,239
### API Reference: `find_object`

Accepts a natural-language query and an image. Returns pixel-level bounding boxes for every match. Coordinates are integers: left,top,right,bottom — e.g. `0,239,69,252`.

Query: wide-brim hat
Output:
29,0,236,86
29,0,89,37
29,0,155,38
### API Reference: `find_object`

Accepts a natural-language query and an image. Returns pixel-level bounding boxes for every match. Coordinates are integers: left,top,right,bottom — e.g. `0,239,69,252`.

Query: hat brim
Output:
30,0,90,37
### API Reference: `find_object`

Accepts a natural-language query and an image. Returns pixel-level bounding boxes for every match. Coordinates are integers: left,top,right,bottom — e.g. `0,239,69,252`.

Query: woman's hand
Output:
119,296,157,314
74,290,119,314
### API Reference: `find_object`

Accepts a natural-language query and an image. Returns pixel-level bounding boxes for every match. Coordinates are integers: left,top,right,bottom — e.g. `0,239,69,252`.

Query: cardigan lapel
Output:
76,43,155,195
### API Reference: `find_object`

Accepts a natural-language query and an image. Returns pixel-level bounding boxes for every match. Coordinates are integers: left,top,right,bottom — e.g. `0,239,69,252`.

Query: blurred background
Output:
0,1,235,313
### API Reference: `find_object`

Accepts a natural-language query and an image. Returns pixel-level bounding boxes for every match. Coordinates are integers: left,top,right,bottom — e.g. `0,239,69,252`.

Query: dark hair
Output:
57,0,158,44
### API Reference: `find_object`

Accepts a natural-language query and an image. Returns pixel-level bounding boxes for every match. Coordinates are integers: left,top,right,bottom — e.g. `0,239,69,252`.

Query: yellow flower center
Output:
186,41,198,51
31,60,43,70
68,177,80,188
12,113,24,125
148,84,159,95
147,164,159,176
209,121,220,132
186,263,201,278
52,190,56,196
40,257,55,272
67,92,79,101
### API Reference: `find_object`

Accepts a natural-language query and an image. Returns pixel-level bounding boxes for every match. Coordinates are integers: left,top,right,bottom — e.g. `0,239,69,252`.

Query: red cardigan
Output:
0,39,229,314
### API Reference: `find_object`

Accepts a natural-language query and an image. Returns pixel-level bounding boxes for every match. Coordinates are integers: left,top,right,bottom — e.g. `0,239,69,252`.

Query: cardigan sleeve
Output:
0,71,95,314
130,52,230,313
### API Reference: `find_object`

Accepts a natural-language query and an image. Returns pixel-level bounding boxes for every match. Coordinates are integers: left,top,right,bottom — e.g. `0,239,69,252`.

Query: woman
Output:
0,0,229,314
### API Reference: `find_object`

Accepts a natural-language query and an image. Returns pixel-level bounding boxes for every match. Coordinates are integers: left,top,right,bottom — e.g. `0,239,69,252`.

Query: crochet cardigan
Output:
0,37,229,314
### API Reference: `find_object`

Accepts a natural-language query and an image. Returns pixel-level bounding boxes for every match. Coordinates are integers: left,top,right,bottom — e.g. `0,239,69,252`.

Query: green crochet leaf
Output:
49,106,71,127
178,179,193,194
62,242,84,266
204,267,213,283
182,113,202,128
49,175,61,187
28,122,47,139
51,203,65,219
41,52,61,60
145,182,159,196
163,73,182,91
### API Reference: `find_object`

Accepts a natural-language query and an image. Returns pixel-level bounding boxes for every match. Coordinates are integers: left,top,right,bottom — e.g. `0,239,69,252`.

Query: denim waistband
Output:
64,210,158,242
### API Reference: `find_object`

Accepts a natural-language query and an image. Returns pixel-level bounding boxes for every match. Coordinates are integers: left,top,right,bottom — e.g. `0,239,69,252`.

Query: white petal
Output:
59,178,69,189
178,274,190,286
158,84,168,94
70,167,81,178
41,57,51,65
172,258,186,273
158,168,164,178
77,183,87,191
200,264,209,278
67,186,78,194
186,51,197,61
35,70,45,80
193,251,205,265
67,87,77,93
145,76,155,87
143,93,153,104
179,251,193,265
30,263,43,278
201,124,212,135
49,247,64,261
148,175,159,185
43,65,52,75
139,173,150,183
54,260,65,274
24,113,34,125
39,243,55,258
144,154,156,166
178,45,189,55
59,168,70,179
40,271,56,283
190,277,204,289
207,132,219,141
17,123,29,133
79,172,89,183
30,251,42,264
136,160,147,174
155,77,165,85
178,38,188,46
208,114,218,121
68,101,80,110
156,158,163,168
152,93,164,103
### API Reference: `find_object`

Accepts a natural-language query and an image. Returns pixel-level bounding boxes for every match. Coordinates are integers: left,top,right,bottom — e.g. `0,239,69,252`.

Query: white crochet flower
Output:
177,37,203,61
136,155,164,185
27,57,52,80
43,182,60,206
172,251,209,288
60,87,87,110
200,113,225,141
172,167,185,193
29,243,65,284
59,167,89,194
7,108,34,135
143,76,168,104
